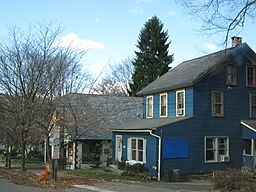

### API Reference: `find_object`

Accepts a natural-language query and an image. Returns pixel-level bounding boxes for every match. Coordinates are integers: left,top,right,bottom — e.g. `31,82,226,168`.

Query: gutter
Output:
149,130,161,181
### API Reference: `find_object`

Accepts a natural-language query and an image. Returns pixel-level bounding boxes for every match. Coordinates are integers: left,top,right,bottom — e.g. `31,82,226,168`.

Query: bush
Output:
213,168,256,192
115,160,125,170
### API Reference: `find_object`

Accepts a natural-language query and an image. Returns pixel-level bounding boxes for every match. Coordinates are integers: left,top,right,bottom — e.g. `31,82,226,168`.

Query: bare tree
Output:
0,22,92,170
177,0,256,45
92,58,134,96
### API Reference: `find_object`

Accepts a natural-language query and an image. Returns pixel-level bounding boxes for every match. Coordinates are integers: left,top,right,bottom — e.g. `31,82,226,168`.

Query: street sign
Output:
52,146,60,159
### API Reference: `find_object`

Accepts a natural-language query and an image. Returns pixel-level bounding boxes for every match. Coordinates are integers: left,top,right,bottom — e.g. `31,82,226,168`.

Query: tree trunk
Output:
7,146,12,168
21,140,26,171
46,136,51,163
21,130,27,171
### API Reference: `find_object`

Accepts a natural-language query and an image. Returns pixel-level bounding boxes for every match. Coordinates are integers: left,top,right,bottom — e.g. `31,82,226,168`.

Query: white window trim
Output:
204,136,229,163
160,93,168,117
127,137,146,164
146,95,153,118
176,90,185,117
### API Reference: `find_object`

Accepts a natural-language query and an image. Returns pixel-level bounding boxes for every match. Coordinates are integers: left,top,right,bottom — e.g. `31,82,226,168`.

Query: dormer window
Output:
160,93,167,117
226,64,236,85
247,66,256,87
176,90,185,116
146,96,153,118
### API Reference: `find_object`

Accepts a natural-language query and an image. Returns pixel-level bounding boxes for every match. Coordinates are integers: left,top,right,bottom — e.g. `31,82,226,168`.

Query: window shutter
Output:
143,139,147,163
127,138,131,160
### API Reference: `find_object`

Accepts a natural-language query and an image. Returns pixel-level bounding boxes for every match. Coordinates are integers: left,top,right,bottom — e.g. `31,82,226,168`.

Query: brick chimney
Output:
231,36,242,47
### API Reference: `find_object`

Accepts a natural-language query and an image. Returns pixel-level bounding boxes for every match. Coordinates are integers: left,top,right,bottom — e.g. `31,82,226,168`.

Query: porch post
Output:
251,139,255,156
252,139,256,168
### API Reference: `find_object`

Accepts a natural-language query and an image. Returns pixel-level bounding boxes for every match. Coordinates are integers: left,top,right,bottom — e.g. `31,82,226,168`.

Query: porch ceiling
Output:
112,116,192,131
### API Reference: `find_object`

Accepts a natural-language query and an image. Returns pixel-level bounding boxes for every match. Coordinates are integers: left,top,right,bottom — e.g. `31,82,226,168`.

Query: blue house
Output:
112,37,256,180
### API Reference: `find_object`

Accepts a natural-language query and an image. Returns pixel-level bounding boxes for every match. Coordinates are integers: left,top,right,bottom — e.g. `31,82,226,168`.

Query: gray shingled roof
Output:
113,116,191,131
56,93,143,140
137,43,249,96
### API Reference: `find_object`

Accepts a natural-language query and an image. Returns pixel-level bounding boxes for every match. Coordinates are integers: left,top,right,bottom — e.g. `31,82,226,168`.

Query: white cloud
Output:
130,7,143,14
204,43,217,51
54,32,105,51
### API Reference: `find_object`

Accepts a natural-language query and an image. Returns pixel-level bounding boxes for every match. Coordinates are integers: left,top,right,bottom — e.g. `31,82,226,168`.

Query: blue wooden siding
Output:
143,87,194,118
112,132,158,176
117,50,256,177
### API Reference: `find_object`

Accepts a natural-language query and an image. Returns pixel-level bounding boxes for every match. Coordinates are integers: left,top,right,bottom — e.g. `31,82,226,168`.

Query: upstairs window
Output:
247,66,256,87
146,96,153,118
212,90,224,117
250,93,256,118
226,64,236,85
160,93,167,117
176,90,185,116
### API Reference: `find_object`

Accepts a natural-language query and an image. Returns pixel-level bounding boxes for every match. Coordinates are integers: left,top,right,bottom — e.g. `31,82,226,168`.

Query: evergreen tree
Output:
129,16,173,96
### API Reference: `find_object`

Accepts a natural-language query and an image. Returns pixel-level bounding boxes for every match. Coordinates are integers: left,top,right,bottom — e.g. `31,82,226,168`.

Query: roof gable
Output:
137,43,255,95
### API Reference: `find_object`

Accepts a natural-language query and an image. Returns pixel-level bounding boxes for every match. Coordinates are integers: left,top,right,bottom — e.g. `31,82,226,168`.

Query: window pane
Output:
147,97,153,117
212,91,223,116
138,139,143,150
206,138,216,161
247,67,255,87
251,94,256,117
227,65,236,85
160,94,167,116
206,138,216,149
206,150,215,161
131,139,136,149
138,151,143,161
132,150,136,160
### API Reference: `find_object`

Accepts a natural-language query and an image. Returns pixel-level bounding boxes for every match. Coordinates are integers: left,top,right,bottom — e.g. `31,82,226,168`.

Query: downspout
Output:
149,130,161,181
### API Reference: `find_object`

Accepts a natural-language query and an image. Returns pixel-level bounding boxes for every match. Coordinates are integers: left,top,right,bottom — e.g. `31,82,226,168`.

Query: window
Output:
212,90,224,116
247,66,256,87
250,93,256,118
127,138,146,163
176,90,185,116
205,137,229,163
146,96,153,118
160,93,167,117
226,64,236,85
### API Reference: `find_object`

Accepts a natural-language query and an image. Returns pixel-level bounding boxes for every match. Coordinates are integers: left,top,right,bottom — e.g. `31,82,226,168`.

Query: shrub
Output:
213,168,256,192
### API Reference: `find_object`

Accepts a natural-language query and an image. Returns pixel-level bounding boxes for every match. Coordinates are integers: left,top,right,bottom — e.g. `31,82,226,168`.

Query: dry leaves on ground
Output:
0,167,97,191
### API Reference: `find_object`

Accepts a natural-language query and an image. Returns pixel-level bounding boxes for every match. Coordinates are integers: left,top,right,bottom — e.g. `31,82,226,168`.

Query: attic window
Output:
226,64,236,85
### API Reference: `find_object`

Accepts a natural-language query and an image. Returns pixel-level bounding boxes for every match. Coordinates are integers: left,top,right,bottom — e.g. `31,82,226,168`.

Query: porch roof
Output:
112,116,192,131
241,120,256,139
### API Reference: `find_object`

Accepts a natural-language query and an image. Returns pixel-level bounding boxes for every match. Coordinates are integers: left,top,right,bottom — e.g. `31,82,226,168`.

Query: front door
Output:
116,135,122,161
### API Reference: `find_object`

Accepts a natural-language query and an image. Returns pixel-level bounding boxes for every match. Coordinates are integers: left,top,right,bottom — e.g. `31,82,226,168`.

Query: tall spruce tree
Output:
129,16,173,96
